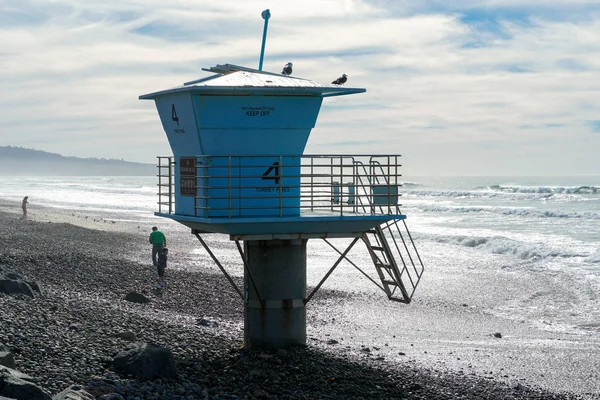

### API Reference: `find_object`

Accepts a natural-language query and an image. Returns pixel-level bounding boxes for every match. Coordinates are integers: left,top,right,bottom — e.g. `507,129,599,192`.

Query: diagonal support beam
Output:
326,236,385,292
305,237,360,304
235,240,264,308
194,233,243,300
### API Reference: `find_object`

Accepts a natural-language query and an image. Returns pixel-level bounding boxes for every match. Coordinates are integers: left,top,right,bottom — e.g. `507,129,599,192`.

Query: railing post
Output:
228,156,232,218
279,155,283,217
157,157,161,214
169,157,173,214
310,156,314,211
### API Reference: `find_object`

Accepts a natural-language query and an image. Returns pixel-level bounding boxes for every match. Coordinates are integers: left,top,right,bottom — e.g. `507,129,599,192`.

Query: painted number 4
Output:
262,162,280,185
171,104,179,126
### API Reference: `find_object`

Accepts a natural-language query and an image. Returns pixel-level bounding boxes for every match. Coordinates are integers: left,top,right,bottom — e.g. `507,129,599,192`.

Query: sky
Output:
1,0,600,176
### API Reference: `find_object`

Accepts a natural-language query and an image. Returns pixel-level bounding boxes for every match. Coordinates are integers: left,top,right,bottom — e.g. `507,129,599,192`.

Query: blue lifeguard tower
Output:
139,13,423,349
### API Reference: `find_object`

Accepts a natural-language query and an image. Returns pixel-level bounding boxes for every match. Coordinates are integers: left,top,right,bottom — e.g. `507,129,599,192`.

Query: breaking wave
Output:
587,249,600,263
432,234,586,260
405,185,600,201
412,204,600,220
489,185,599,194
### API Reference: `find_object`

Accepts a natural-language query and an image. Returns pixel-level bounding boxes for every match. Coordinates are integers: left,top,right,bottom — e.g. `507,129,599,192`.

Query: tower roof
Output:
139,64,365,99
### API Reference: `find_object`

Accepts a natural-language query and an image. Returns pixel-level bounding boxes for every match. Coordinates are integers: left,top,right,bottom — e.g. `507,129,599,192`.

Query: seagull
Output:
331,74,348,85
281,62,293,76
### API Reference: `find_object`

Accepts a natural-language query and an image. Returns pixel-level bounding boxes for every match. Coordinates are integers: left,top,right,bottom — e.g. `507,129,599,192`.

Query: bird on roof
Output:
281,62,293,76
331,74,348,85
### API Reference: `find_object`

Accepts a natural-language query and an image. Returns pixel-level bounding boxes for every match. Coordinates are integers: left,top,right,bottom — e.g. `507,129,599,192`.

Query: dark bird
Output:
281,62,293,76
331,74,348,85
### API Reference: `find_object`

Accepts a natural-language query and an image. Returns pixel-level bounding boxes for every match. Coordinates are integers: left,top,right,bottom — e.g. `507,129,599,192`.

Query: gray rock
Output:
276,349,288,357
113,342,176,380
68,323,82,332
0,367,51,400
0,352,16,369
2,271,23,281
52,385,95,400
26,281,43,294
0,279,35,298
0,367,34,382
124,292,150,304
114,331,137,342
97,394,125,400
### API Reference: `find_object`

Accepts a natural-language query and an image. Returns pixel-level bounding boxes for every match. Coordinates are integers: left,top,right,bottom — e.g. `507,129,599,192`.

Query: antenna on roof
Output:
258,9,271,71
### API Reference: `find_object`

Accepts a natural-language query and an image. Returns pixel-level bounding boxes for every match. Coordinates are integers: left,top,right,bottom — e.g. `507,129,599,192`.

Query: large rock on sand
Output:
113,342,176,380
0,279,35,298
124,292,150,304
0,366,52,400
52,385,95,400
0,269,41,298
0,351,16,369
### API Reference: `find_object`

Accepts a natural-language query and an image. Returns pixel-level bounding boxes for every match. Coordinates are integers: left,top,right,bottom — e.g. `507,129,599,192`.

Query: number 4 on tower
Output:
171,104,179,126
262,162,280,185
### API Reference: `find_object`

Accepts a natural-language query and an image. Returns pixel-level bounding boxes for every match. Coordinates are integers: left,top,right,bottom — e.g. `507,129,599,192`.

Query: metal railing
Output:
157,154,403,218
157,157,175,214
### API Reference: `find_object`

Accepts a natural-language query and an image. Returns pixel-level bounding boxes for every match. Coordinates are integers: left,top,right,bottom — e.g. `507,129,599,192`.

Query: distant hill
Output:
0,146,157,176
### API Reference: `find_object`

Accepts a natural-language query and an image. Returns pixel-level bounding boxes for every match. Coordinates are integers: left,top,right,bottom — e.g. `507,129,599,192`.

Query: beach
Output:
0,197,597,400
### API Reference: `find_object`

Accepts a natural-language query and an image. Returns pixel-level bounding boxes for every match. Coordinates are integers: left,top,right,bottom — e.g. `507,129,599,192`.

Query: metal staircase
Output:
354,159,425,303
362,221,423,303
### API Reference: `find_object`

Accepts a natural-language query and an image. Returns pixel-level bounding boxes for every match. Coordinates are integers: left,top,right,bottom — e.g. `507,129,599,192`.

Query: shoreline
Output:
0,201,596,399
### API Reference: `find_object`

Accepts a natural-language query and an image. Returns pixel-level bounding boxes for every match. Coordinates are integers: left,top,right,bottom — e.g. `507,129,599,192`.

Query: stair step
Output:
370,246,385,251
375,263,392,270
382,279,398,286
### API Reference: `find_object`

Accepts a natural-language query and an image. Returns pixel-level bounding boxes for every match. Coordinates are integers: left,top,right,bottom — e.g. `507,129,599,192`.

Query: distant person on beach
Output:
149,226,166,267
156,247,168,289
21,196,28,220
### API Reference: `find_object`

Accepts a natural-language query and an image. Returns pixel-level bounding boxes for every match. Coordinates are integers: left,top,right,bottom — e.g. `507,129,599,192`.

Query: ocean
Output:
402,176,600,334
1,175,598,335
1,174,599,395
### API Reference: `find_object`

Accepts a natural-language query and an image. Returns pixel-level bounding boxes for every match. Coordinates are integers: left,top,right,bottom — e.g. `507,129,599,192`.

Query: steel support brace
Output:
305,237,360,304
328,236,386,292
235,239,264,308
194,233,243,300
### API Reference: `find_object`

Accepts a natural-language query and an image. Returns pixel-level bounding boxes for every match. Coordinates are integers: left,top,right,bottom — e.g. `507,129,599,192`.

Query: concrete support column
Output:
244,239,307,349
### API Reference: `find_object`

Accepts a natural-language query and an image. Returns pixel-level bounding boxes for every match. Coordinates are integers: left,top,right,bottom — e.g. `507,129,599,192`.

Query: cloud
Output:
1,0,600,175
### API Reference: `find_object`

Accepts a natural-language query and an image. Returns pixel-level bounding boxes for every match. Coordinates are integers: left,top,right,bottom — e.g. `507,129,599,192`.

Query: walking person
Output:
149,226,166,267
21,196,28,220
156,247,168,289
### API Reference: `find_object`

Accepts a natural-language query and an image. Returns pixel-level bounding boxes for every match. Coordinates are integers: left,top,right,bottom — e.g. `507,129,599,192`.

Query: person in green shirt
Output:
149,226,166,267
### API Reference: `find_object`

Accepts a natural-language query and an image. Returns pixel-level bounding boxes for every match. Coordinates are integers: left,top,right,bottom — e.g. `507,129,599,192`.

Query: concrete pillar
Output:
244,239,307,349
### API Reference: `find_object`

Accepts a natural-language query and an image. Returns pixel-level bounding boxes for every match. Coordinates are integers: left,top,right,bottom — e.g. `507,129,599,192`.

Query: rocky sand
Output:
0,202,595,400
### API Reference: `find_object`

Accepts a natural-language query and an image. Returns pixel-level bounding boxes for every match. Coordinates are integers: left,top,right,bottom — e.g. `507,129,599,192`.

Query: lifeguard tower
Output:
139,12,424,349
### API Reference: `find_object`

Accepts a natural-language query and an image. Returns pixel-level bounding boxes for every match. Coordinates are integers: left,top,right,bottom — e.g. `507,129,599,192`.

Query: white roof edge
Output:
140,68,365,100
139,85,365,100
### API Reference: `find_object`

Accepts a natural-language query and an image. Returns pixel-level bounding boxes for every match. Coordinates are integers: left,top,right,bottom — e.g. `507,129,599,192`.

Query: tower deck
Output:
155,154,407,236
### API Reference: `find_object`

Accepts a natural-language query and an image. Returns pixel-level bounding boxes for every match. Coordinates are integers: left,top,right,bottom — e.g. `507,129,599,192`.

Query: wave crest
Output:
587,249,600,263
434,235,584,260
490,185,599,194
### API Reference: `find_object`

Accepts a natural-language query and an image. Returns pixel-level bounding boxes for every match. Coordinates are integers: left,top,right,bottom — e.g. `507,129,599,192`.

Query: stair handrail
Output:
366,157,425,298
